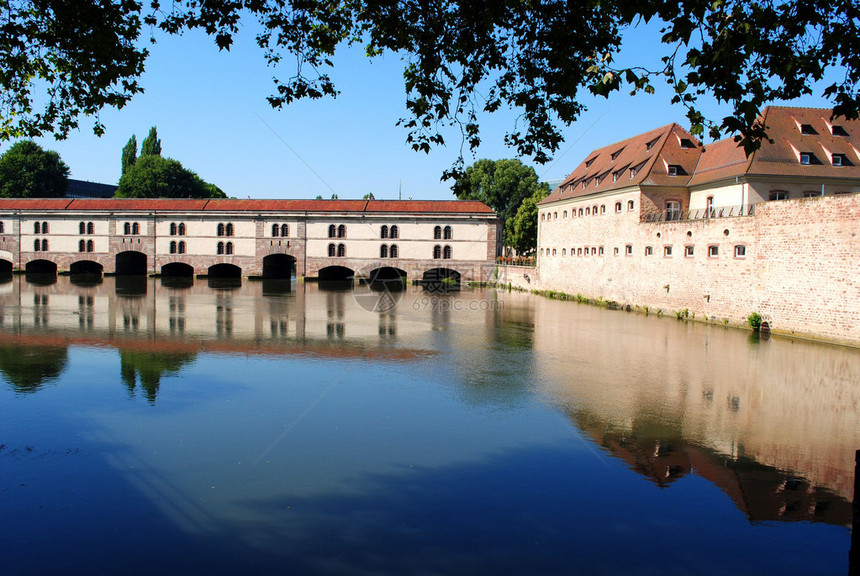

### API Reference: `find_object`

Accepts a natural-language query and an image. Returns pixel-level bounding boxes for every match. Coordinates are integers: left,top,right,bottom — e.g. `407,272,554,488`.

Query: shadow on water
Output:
115,276,148,296
261,278,293,296
24,272,57,286
160,276,194,290
317,280,354,292
70,274,103,288
207,277,242,290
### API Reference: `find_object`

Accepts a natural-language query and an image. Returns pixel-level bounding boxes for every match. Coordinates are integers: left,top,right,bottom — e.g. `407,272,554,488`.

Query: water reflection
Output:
0,274,857,536
0,343,68,393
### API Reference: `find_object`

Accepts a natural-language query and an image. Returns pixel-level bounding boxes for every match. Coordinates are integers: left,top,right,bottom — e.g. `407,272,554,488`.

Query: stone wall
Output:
537,194,860,345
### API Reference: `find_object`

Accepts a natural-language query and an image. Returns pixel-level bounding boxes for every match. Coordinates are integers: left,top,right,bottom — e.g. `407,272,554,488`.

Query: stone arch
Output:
161,262,195,277
25,259,58,275
422,267,461,292
69,260,104,276
0,259,12,275
207,263,242,278
318,265,354,281
262,254,296,279
115,251,148,275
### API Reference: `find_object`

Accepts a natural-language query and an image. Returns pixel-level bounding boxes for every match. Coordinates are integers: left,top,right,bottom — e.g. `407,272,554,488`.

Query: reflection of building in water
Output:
119,349,197,404
570,408,852,525
529,296,860,506
0,343,68,394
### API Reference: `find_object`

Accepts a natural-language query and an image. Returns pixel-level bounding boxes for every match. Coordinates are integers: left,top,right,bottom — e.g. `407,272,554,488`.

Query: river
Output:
1,275,857,575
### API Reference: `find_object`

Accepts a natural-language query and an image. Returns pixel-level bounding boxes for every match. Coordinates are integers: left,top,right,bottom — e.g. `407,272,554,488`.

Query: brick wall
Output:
537,194,860,345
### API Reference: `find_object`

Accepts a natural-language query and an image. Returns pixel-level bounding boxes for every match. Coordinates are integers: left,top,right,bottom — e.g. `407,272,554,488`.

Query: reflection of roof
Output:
0,198,495,215
569,408,852,526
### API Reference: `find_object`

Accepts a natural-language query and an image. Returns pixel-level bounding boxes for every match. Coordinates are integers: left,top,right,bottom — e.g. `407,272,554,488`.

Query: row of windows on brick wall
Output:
542,200,636,221
33,238,48,251
381,225,399,239
541,244,746,258
328,243,346,257
380,244,398,258
123,222,141,235
216,241,234,255
169,241,187,254
79,222,95,234
78,240,94,252
217,223,234,237
433,245,453,259
170,223,187,236
328,225,347,238
271,224,289,237
433,226,453,240
34,221,49,234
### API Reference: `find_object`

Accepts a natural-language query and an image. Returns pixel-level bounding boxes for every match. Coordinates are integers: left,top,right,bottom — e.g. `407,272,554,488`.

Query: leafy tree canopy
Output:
116,154,225,199
2,1,857,172
0,140,69,198
121,134,137,175
140,126,162,157
451,159,547,242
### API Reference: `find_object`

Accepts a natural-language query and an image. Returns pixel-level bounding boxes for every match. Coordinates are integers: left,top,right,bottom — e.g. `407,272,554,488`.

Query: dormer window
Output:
581,181,587,190
832,153,847,166
584,157,596,168
629,167,637,178
800,123,817,135
667,165,681,176
646,138,659,150
832,125,849,136
610,148,624,161
679,138,695,149
800,152,812,165
612,172,618,182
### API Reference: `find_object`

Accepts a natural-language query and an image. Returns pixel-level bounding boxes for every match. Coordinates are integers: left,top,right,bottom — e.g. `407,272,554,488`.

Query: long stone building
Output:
516,106,860,345
0,198,500,284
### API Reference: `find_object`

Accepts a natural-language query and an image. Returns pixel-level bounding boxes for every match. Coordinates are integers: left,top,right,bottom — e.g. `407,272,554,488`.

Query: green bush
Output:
747,312,763,331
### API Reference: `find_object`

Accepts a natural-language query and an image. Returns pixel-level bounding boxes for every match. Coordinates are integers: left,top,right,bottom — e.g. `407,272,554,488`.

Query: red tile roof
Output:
0,198,495,216
541,106,860,202
540,124,701,205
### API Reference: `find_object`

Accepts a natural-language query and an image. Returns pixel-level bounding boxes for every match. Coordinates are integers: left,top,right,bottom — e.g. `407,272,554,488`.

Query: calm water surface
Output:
0,275,857,575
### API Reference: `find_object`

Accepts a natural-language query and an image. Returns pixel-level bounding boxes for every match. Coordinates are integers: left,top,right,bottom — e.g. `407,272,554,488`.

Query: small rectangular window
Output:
802,191,820,198
769,191,788,201
664,245,673,257
625,244,633,256
800,123,817,135
645,246,653,256
708,245,719,258
832,125,849,136
800,153,812,165
685,245,694,257
667,165,679,176
832,153,847,166
679,138,695,149
734,245,746,258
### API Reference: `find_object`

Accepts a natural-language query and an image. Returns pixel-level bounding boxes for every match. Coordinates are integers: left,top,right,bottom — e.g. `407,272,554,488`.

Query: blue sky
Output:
25,21,841,201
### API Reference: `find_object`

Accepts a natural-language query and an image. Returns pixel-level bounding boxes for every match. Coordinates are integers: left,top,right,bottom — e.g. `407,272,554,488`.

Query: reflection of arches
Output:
368,267,407,282
262,254,296,279
161,262,194,277
25,259,57,274
318,266,354,281
69,261,103,276
207,263,242,278
115,251,147,275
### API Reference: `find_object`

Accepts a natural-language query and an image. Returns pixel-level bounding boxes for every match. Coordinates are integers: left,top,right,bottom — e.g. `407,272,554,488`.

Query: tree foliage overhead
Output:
1,1,858,169
0,140,69,198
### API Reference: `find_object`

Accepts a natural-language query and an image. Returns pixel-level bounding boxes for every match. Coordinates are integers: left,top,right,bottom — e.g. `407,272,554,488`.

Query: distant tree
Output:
508,186,548,255
362,192,375,200
116,155,225,199
121,135,137,175
451,159,545,243
0,140,69,198
330,193,339,200
140,126,162,157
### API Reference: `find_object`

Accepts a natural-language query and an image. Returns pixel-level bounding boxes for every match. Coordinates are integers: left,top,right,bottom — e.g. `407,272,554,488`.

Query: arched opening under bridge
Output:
115,251,148,275
262,254,296,279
